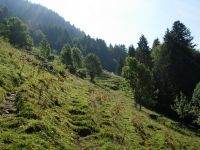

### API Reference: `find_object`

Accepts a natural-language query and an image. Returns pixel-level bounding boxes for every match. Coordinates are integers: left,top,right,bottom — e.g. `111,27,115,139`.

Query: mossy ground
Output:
0,39,200,149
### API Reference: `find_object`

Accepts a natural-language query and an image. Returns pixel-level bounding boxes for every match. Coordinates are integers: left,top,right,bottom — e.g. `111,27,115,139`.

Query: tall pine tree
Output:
128,45,135,57
153,21,200,114
40,37,51,59
135,35,151,68
152,38,160,49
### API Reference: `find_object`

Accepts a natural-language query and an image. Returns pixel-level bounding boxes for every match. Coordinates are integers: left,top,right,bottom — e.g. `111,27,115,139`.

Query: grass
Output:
0,38,200,149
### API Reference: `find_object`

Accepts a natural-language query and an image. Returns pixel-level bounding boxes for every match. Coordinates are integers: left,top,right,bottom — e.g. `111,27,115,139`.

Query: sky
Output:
29,0,200,49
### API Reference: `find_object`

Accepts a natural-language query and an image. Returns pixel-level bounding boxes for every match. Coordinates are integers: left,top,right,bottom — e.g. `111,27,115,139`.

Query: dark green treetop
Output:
128,45,135,57
136,35,151,68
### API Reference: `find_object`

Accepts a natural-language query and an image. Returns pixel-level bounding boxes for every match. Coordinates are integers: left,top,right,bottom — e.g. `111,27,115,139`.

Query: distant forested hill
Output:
0,0,127,72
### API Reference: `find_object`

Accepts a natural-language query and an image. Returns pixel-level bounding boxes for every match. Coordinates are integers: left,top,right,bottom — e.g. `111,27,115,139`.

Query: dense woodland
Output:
0,0,200,128
0,0,127,73
123,23,200,126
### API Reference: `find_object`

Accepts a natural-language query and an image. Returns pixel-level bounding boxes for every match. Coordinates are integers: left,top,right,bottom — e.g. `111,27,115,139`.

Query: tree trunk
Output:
139,104,142,111
90,73,95,83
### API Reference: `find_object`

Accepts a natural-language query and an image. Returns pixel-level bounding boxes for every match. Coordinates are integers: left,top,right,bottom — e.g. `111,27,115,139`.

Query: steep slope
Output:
0,0,127,73
0,0,84,47
0,39,200,149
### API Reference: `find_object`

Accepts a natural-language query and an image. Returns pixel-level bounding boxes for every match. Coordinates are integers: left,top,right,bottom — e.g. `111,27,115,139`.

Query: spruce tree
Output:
152,38,160,49
153,21,200,114
128,45,135,57
135,35,151,68
40,38,51,59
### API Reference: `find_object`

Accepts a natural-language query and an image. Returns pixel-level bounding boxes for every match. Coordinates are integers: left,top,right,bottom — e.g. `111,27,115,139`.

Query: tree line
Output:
0,16,102,83
123,21,200,126
0,0,127,73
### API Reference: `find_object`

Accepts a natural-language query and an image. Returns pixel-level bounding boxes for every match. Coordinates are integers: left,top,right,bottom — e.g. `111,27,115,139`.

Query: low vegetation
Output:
0,39,199,149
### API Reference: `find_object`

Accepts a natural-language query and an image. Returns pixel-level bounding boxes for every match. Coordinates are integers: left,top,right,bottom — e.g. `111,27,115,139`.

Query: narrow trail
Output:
2,92,17,117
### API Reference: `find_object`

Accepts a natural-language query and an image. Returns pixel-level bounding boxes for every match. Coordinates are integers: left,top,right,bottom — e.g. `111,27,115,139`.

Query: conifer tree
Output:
135,35,151,68
152,38,160,49
128,45,135,57
40,37,51,59
153,21,200,113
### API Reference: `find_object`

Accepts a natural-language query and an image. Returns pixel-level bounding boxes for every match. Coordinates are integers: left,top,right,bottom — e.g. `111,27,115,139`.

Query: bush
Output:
25,121,48,133
47,55,55,62
172,92,191,121
76,68,87,79
191,82,200,125
1,17,33,49
85,53,102,82
68,65,76,74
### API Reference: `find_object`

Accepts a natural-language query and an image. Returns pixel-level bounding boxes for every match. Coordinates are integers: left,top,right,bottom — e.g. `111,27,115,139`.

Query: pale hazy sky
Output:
29,0,200,49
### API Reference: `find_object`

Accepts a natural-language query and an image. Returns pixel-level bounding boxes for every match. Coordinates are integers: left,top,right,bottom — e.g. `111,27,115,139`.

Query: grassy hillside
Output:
0,39,200,149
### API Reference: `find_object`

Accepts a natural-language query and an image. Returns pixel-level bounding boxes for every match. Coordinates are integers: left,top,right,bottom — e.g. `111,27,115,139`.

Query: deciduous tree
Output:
122,57,155,110
85,53,102,82
40,37,51,59
60,44,73,67
1,17,33,50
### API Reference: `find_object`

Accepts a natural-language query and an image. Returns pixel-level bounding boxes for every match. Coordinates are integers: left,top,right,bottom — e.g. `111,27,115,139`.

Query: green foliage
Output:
85,53,102,82
172,83,200,125
136,35,152,68
76,68,87,79
153,21,200,113
122,57,156,110
0,0,128,72
128,45,135,57
60,44,73,67
152,38,160,49
170,21,195,48
151,45,161,64
172,92,191,120
71,47,83,68
191,82,200,125
60,45,83,74
32,29,45,46
0,17,33,50
40,37,51,59
113,57,124,75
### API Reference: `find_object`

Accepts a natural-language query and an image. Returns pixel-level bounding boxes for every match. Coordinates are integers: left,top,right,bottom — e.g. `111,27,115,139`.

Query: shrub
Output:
1,17,33,50
76,68,87,79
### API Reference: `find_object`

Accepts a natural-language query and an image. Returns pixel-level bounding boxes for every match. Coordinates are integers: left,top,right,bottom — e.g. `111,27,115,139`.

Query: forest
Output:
0,0,127,73
0,0,200,149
